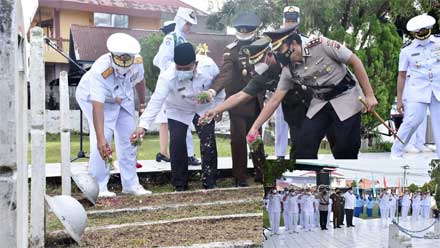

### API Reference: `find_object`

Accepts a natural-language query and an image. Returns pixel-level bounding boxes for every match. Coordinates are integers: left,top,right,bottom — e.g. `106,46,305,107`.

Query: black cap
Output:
174,43,195,66
160,22,176,35
241,36,271,64
264,25,299,51
232,12,261,33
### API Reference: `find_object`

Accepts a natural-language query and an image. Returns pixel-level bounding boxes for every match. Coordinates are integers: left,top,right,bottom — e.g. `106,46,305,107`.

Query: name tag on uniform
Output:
178,87,186,92
411,53,420,56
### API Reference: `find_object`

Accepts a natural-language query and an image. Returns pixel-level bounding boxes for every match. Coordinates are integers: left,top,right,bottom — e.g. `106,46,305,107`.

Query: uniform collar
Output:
413,36,435,47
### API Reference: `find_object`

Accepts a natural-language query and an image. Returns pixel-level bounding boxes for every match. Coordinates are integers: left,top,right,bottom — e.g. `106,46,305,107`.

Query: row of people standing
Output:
265,187,357,235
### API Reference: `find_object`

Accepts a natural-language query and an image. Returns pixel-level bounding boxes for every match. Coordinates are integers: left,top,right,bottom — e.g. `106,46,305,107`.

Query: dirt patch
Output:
88,186,262,211
47,200,262,232
46,216,262,247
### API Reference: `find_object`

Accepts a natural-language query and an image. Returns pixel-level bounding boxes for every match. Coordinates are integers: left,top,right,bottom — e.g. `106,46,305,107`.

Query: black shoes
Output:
276,156,285,160
156,152,170,162
188,156,201,166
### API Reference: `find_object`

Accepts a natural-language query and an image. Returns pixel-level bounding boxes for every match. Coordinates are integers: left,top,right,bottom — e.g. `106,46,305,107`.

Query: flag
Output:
372,174,376,198
355,175,360,195
383,176,387,189
398,178,401,195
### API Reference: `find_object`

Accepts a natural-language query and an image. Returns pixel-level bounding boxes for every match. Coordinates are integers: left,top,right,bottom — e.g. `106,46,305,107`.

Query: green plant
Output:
408,183,418,193
429,159,440,207
140,33,164,92
263,159,295,187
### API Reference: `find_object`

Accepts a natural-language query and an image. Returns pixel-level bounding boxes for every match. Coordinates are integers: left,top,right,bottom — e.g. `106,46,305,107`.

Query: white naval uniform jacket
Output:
139,55,225,129
399,36,440,103
268,193,282,213
402,194,411,207
153,31,187,71
76,53,144,122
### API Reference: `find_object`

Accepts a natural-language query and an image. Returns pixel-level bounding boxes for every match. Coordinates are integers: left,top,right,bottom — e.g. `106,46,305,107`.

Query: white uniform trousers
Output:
304,212,313,231
269,211,280,234
293,213,299,232
77,98,140,192
392,95,440,158
380,207,388,226
274,104,289,157
300,210,306,228
407,114,427,149
422,206,430,219
155,104,195,156
401,206,410,221
284,211,293,231
412,205,420,220
389,206,396,220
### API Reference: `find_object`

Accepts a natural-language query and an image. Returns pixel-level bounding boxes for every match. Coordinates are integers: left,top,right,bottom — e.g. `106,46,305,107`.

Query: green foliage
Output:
421,181,436,193
429,159,440,207
408,183,418,193
263,159,295,187
140,33,164,92
207,0,439,136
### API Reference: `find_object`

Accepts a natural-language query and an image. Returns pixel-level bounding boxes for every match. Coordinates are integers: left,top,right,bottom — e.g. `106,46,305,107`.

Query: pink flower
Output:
136,162,143,169
246,132,258,144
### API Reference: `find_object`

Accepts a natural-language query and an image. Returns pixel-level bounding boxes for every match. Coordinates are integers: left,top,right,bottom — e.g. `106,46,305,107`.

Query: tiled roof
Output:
39,0,207,17
70,24,234,66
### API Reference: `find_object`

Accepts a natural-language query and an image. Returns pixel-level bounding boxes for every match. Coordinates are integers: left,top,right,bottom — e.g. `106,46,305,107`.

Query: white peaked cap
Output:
106,33,140,55
407,14,436,32
175,7,197,25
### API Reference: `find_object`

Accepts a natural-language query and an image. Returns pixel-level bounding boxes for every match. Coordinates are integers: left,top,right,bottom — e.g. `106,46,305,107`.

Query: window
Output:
94,13,128,28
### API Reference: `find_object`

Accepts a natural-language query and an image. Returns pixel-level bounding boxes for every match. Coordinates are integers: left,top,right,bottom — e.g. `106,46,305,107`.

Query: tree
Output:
408,183,418,193
429,159,440,207
139,33,164,92
206,0,438,139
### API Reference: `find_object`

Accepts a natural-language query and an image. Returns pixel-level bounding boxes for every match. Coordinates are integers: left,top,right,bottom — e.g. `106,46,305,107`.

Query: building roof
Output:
70,24,234,66
39,0,207,18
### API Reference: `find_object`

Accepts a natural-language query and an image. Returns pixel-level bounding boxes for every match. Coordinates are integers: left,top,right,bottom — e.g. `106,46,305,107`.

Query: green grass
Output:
30,133,335,163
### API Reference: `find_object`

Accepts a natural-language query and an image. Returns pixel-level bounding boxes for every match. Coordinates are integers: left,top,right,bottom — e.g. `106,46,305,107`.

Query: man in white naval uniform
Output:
153,7,201,166
388,192,397,221
75,33,151,197
132,43,225,191
411,191,421,220
401,191,411,221
379,191,390,227
268,188,282,235
391,14,440,159
421,192,431,219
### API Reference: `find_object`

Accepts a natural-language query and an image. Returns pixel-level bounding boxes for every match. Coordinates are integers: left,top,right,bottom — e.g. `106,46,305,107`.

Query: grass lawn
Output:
31,133,332,163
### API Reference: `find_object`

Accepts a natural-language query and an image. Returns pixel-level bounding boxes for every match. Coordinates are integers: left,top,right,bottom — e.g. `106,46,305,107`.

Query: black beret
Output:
174,43,196,66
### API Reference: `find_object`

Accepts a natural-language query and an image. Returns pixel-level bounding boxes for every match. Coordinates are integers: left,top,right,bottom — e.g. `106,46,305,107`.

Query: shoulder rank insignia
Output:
306,37,322,48
101,67,113,79
434,34,440,37
226,40,238,50
402,40,412,49
134,55,143,64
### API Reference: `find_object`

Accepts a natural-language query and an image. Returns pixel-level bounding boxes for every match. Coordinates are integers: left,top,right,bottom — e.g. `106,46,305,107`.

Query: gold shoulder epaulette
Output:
134,55,143,64
306,37,322,48
101,67,113,79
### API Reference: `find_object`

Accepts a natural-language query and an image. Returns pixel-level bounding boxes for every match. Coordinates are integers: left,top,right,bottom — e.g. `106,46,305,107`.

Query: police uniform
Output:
391,14,440,159
277,36,363,159
153,7,198,162
209,13,264,185
274,5,304,159
330,192,341,228
241,26,312,160
75,33,150,197
139,43,224,190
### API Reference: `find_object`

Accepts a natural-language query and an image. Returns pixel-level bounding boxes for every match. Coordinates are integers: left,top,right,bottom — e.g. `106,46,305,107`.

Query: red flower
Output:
136,162,143,169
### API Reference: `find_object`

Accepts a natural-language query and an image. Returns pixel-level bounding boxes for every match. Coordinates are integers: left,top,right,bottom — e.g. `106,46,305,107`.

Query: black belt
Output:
312,72,356,101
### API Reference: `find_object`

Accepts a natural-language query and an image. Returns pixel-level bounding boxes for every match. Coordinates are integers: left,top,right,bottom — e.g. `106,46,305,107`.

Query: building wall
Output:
129,16,161,30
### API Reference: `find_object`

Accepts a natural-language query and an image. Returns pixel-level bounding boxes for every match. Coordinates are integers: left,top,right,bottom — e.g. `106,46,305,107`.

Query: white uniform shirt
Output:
76,53,144,115
421,195,431,207
286,195,299,214
399,36,440,103
402,194,411,207
412,195,421,207
379,194,389,209
343,192,355,209
153,31,186,71
139,55,225,129
301,194,315,214
268,193,282,213
388,195,397,208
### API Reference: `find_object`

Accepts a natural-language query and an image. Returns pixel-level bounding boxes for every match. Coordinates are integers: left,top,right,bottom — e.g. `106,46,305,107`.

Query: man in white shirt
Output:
401,191,411,221
153,8,201,165
344,188,356,227
299,190,315,231
268,188,282,235
411,191,421,220
388,192,397,221
421,192,432,219
75,33,151,197
379,191,390,227
132,43,224,191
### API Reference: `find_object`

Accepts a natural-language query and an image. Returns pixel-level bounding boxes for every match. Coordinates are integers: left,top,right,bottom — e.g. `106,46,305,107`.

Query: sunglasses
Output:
112,53,134,67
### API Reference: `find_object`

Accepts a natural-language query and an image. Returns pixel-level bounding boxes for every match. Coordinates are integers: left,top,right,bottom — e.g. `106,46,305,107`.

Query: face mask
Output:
254,62,269,75
276,48,293,66
413,38,431,46
272,190,277,194
291,192,295,196
176,70,193,81
113,66,130,76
